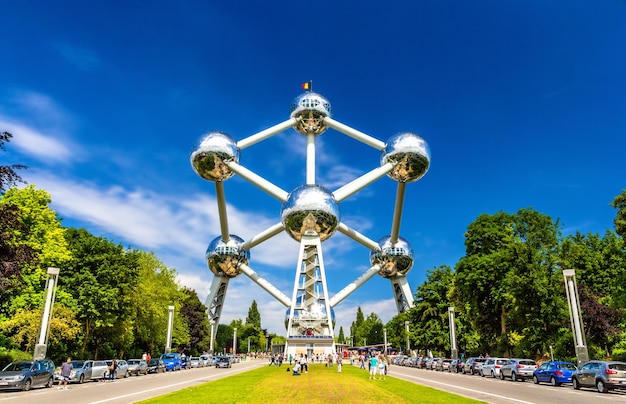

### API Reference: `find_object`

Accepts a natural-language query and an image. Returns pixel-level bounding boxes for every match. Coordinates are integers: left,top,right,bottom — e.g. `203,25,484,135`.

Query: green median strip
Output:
138,363,485,404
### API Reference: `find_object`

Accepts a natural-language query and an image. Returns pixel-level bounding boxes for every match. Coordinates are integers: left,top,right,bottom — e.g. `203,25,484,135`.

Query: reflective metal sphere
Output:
191,131,240,182
284,302,336,332
281,185,340,242
289,92,332,135
382,132,430,182
205,235,249,278
369,235,414,278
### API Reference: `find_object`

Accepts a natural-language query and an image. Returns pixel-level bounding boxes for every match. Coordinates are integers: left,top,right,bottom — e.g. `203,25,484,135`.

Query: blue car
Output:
533,361,577,386
159,353,182,371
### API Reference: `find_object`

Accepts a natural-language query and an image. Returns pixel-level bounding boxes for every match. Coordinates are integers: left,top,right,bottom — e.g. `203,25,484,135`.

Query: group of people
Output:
368,353,388,380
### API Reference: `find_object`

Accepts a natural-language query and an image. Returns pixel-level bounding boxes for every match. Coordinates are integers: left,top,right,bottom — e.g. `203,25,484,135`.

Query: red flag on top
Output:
301,81,312,91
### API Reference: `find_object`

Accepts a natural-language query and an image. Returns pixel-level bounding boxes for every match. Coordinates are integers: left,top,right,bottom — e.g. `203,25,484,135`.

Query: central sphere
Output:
281,185,340,242
206,235,249,278
289,92,332,135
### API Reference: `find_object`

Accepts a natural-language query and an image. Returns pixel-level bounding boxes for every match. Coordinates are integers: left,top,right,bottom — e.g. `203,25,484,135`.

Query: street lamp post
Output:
34,267,60,360
448,307,458,359
404,320,410,355
563,269,589,366
233,327,237,356
383,328,388,355
165,305,175,353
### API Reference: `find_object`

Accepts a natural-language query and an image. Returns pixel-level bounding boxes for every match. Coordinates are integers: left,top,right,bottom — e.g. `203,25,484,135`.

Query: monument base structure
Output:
285,234,335,358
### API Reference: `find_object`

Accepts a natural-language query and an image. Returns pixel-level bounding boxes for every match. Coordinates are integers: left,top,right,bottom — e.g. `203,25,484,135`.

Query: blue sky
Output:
1,1,625,337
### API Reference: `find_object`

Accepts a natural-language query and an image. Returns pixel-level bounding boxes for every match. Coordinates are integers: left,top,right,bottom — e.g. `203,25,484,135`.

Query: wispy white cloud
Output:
0,118,73,162
53,41,100,71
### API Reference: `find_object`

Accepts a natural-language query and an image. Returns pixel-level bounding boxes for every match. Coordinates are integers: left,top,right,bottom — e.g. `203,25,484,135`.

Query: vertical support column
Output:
205,275,230,346
34,267,60,360
209,322,215,354
233,327,238,355
383,328,388,355
390,275,415,312
448,307,458,359
165,305,175,354
562,269,589,366
285,234,335,358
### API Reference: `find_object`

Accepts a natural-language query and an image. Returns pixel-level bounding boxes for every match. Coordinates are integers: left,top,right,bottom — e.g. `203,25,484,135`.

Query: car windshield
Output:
72,361,85,368
128,360,140,365
162,354,177,359
217,357,229,362
148,359,159,364
2,362,32,371
519,360,536,365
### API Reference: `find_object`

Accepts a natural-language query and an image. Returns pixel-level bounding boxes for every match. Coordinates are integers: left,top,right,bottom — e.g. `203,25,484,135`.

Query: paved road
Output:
389,365,626,403
0,359,266,404
2,360,626,403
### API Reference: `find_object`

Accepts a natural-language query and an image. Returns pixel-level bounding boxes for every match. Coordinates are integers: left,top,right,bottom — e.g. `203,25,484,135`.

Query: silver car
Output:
480,358,508,378
572,360,626,393
62,360,109,383
127,359,148,376
500,358,537,382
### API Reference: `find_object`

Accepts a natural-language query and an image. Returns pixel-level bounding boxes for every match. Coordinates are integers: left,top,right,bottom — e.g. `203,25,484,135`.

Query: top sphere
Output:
191,131,240,182
289,92,332,136
281,184,340,242
382,132,430,182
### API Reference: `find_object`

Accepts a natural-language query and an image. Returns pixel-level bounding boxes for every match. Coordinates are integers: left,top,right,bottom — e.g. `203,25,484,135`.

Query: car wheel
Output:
511,372,517,382
480,370,484,377
22,378,32,391
572,377,580,390
491,371,495,378
79,373,85,384
550,376,560,387
499,371,505,380
597,380,608,393
46,376,54,388
533,375,539,384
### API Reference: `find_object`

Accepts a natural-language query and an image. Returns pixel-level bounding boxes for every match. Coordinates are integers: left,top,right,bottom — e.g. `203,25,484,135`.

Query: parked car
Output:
427,358,440,370
146,358,166,374
533,361,577,386
435,358,453,372
160,353,182,371
200,354,212,367
500,358,537,382
572,360,626,393
106,360,128,379
463,357,487,375
480,358,508,378
189,357,204,368
215,356,231,369
448,359,464,373
127,359,148,376
0,359,55,391
60,359,109,383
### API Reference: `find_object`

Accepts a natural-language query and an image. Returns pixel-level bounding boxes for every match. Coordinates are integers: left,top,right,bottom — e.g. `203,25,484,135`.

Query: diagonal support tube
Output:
215,181,230,242
336,222,380,251
239,263,291,307
237,118,298,150
226,161,289,202
333,163,394,202
390,182,406,243
242,222,285,251
329,265,380,307
324,117,386,150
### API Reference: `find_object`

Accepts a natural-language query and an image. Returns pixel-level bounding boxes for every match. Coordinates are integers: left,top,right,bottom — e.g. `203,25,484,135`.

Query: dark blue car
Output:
532,361,577,386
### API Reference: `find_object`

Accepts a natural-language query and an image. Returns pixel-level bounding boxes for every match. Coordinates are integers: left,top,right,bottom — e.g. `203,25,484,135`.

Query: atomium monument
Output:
191,87,430,357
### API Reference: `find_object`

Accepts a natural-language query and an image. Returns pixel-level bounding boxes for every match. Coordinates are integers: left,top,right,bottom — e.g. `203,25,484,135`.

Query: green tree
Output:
61,228,140,358
411,265,454,356
350,307,365,343
610,190,626,239
245,300,261,329
0,131,27,194
179,288,211,356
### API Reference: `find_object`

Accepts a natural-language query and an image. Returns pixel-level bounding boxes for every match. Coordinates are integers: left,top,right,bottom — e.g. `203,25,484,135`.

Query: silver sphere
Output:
281,184,340,242
369,235,414,278
289,92,332,135
382,132,430,182
191,131,240,182
205,235,249,278
284,301,336,332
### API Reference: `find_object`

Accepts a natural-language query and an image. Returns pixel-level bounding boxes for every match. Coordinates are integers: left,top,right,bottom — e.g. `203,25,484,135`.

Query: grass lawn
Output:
138,362,484,404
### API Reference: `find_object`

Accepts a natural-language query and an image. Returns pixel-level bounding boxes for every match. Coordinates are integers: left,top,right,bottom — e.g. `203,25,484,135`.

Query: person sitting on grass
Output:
292,362,301,376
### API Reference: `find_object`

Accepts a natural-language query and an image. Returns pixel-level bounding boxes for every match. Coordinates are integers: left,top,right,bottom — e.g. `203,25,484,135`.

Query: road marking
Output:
394,373,536,404
87,367,247,404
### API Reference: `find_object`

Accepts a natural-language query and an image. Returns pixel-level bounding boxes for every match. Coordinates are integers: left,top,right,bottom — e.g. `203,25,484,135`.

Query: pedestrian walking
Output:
57,358,72,390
